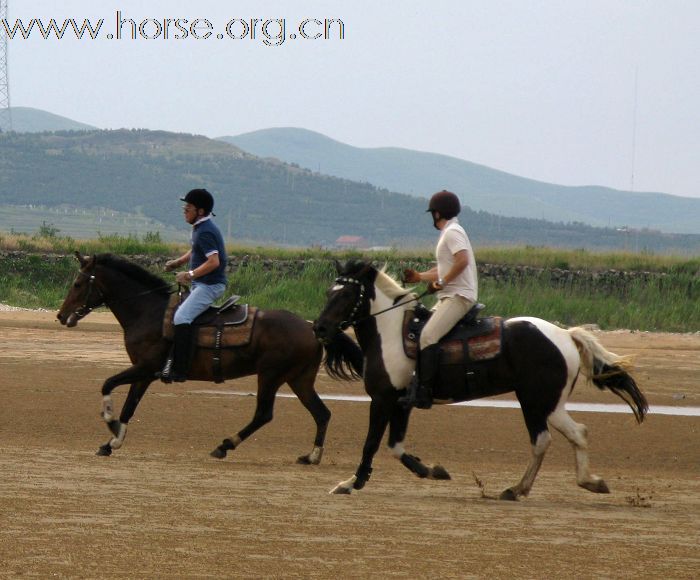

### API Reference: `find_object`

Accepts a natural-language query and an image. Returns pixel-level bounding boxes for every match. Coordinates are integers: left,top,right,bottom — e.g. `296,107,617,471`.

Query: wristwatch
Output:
437,277,445,287
189,270,195,280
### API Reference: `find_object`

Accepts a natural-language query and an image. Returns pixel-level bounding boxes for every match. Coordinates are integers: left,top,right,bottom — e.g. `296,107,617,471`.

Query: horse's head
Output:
312,260,377,343
57,251,105,327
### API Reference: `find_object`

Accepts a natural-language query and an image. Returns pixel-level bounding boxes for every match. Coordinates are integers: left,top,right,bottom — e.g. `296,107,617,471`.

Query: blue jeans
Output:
173,282,226,325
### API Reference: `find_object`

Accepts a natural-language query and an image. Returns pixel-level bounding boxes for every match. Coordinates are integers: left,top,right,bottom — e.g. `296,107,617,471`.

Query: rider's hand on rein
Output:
403,268,421,283
175,271,192,285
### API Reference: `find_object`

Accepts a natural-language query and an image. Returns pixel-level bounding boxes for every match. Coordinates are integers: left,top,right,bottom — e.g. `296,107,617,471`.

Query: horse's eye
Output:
73,282,81,289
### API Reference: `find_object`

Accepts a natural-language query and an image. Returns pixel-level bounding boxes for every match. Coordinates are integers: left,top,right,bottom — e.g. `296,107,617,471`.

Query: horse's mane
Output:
375,266,416,300
342,260,416,301
95,253,171,295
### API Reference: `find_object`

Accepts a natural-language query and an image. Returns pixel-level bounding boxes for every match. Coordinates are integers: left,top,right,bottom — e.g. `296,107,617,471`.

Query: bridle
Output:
71,269,174,321
72,270,107,320
333,275,427,331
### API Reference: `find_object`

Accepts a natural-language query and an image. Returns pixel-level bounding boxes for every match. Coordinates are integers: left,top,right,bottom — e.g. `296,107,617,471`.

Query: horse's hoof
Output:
96,444,112,457
499,488,518,501
580,479,610,494
429,464,451,480
210,447,227,460
330,485,352,495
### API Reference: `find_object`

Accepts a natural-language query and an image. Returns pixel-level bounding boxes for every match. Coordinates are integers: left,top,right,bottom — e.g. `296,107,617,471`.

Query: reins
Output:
336,275,428,330
73,270,175,319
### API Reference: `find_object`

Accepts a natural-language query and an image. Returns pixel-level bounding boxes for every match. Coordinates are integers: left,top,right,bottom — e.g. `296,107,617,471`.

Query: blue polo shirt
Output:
189,217,227,285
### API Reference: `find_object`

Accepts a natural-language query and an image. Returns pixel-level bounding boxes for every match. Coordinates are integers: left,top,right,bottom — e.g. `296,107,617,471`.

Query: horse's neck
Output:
356,286,415,389
104,276,167,334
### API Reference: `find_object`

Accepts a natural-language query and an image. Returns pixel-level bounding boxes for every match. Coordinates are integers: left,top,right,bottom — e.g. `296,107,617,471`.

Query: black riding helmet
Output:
180,188,215,215
427,190,461,220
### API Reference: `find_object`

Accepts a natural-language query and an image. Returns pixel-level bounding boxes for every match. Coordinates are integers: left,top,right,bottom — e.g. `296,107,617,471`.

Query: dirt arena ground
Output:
0,309,698,578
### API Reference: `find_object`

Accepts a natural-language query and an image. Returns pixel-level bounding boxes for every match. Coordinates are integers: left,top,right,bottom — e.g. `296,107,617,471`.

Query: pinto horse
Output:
57,252,362,463
312,261,648,499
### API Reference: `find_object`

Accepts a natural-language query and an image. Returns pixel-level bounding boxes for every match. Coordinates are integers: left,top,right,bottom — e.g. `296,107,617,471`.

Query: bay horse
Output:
57,252,362,463
312,260,648,499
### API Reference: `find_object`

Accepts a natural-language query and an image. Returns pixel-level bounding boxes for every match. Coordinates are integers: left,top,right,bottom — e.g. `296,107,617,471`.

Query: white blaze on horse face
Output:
370,290,415,390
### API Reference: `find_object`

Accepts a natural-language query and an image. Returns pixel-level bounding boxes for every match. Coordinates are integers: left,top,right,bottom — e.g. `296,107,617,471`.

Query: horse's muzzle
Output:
57,311,79,328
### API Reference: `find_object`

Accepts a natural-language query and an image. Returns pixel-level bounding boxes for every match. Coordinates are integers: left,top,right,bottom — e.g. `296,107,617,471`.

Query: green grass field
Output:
1,233,698,332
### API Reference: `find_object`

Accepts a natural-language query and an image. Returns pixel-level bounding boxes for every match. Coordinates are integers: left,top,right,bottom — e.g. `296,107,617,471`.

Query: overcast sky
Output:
6,0,700,198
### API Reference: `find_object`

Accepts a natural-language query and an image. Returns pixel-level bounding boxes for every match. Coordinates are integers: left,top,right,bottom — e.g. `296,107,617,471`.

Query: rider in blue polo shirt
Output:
160,188,228,382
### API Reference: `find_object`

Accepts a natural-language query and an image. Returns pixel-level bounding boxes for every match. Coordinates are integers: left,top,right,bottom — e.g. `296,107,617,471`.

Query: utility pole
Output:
0,0,12,132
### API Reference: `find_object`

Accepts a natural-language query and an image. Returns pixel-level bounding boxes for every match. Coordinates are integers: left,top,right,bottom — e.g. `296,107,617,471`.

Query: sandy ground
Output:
0,309,698,578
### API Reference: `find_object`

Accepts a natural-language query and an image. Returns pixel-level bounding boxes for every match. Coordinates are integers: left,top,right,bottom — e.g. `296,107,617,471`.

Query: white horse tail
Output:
568,327,649,424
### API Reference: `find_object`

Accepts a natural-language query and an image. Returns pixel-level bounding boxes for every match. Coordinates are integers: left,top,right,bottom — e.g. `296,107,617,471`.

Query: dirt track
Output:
0,310,698,578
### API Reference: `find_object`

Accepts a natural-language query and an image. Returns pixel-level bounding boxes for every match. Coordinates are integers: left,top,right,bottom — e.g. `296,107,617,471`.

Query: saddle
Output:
402,303,506,402
162,293,258,383
403,303,502,362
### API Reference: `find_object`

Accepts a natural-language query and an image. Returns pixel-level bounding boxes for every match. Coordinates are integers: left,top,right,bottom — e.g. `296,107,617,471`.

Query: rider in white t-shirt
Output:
400,190,478,409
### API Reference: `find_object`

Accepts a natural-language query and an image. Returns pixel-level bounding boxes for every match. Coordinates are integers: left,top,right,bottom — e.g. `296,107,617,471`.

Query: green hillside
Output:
2,129,699,253
221,127,700,235
6,107,98,133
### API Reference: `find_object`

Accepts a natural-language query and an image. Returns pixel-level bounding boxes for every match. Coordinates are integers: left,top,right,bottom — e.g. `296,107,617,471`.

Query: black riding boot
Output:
399,344,440,410
159,324,194,383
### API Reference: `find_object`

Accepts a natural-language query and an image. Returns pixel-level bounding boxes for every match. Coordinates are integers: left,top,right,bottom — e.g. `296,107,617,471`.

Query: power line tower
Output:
0,0,12,132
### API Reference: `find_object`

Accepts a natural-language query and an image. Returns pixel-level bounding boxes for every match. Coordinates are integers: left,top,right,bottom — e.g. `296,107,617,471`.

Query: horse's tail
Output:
568,327,648,423
322,331,364,381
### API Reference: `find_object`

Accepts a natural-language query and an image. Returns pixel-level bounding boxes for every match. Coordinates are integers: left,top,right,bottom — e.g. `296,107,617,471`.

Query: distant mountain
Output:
6,107,97,133
2,129,699,253
220,128,700,235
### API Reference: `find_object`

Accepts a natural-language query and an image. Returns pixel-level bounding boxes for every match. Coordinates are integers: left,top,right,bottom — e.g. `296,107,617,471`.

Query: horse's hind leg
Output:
548,408,609,493
500,396,552,501
387,400,450,481
287,364,331,465
210,371,283,460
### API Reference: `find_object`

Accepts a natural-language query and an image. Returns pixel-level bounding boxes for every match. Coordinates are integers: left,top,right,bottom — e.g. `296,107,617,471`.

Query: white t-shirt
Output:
435,217,478,301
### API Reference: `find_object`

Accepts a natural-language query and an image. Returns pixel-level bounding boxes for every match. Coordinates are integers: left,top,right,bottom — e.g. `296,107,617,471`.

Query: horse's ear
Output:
74,251,93,269
357,261,375,278
334,259,343,275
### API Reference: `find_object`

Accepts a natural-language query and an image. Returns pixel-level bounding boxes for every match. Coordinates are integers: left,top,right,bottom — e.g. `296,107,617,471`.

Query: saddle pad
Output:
196,308,258,348
440,317,503,364
162,294,257,348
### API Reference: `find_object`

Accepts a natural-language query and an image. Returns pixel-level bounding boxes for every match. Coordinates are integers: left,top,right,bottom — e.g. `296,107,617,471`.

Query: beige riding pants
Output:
420,295,475,349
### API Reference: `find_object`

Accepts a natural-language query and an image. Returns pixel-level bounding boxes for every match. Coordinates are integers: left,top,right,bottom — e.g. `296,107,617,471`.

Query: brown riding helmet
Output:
427,190,461,219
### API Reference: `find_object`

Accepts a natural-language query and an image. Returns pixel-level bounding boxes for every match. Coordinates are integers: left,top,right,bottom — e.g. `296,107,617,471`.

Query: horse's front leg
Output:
387,399,451,481
330,396,390,495
97,367,153,456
